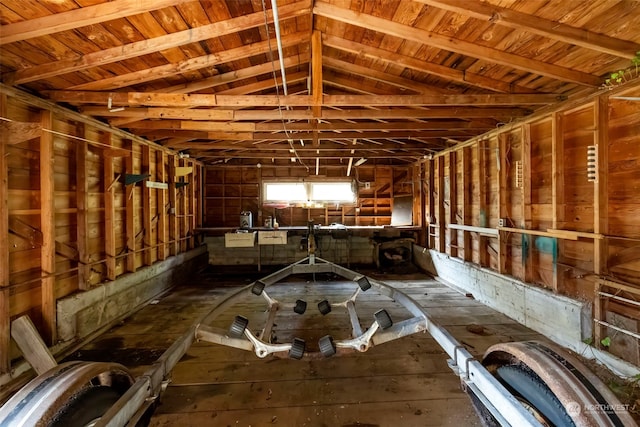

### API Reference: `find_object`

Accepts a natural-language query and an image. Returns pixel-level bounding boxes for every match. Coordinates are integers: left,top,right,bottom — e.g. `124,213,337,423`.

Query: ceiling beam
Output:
135,130,476,141
314,1,601,86
164,140,447,151
255,120,490,131
0,0,195,46
416,0,640,59
177,150,426,159
119,119,486,132
46,91,562,107
7,1,311,85
79,106,530,121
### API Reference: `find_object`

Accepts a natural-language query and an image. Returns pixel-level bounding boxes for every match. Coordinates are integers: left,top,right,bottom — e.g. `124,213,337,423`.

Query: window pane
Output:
265,183,307,201
311,182,354,202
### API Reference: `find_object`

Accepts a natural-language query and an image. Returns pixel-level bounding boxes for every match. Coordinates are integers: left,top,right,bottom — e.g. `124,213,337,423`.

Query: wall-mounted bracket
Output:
123,173,151,185
175,182,189,188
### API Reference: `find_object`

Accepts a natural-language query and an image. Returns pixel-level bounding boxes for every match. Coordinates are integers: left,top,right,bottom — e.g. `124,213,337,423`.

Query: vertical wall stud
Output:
124,139,136,273
448,151,458,258
427,159,435,249
168,154,178,256
142,145,152,266
437,156,446,253
103,133,117,280
477,140,488,267
0,94,11,372
522,124,534,283
551,112,564,293
157,150,168,260
75,123,90,290
498,134,509,274
594,97,610,347
180,158,189,253
190,162,197,249
416,163,426,246
461,147,472,262
40,110,56,345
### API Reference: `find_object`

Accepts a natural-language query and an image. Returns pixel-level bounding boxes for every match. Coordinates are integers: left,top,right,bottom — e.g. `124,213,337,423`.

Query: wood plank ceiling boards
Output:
1,0,639,166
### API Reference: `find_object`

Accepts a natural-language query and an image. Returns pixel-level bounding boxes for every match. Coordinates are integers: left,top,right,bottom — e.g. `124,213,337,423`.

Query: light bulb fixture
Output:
107,95,125,112
354,158,367,167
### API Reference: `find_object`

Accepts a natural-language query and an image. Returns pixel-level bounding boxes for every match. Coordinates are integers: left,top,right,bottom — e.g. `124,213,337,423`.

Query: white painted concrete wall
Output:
57,245,208,343
414,245,640,377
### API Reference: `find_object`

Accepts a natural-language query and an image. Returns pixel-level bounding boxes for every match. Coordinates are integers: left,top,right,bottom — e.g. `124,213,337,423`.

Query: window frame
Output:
262,179,357,206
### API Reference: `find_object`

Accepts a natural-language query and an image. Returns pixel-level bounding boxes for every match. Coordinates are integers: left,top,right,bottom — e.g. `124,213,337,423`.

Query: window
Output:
310,182,355,202
263,181,355,204
264,182,307,202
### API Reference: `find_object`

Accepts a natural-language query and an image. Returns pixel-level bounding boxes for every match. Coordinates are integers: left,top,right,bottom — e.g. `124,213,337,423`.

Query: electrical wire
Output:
260,0,309,170
0,116,128,151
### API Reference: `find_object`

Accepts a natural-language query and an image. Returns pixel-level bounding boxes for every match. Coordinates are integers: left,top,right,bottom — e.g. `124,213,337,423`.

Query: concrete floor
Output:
69,266,546,426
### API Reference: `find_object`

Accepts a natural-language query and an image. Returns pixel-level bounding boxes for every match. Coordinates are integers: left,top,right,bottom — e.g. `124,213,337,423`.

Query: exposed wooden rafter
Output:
314,1,602,86
0,0,195,45
416,0,640,59
6,1,311,85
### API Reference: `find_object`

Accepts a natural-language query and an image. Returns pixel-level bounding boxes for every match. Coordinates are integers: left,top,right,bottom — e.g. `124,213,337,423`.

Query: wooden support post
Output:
594,97,609,347
522,124,534,283
461,146,472,262
0,94,10,373
142,145,152,266
40,110,56,345
551,112,564,293
594,98,609,275
180,159,189,253
437,156,446,253
416,164,426,245
448,151,458,258
157,150,168,260
103,133,117,280
312,30,323,118
190,162,198,249
124,139,136,272
11,315,57,375
427,159,435,249
168,154,178,256
477,140,488,267
498,133,509,274
75,122,90,290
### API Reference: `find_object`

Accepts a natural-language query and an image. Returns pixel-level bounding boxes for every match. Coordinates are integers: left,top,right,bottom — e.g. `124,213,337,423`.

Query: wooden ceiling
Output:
1,0,639,167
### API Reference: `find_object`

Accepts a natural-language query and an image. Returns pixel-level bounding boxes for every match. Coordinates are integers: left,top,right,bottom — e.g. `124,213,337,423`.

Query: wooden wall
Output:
421,83,640,364
204,164,413,228
0,87,203,373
